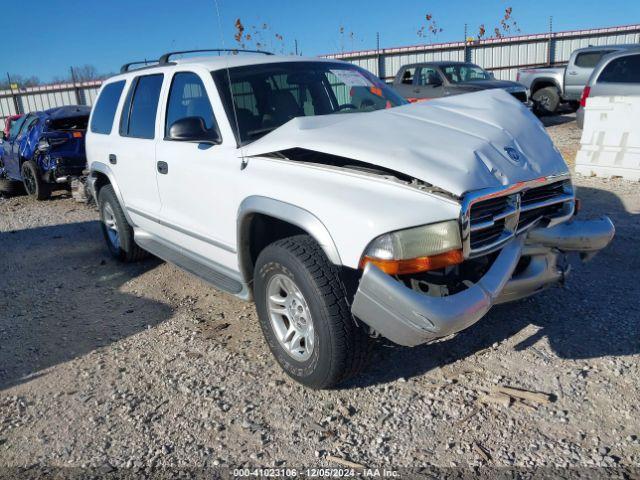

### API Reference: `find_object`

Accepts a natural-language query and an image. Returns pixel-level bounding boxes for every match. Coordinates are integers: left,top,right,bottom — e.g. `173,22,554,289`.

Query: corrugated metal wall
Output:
324,23,640,82
2,24,639,122
0,81,102,122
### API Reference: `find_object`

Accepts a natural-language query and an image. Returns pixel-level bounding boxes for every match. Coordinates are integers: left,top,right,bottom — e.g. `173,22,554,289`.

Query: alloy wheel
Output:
102,202,120,250
266,273,315,361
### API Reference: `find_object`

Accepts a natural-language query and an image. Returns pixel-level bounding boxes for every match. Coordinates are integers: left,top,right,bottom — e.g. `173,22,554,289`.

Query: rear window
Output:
598,54,640,84
90,81,125,135
574,51,613,69
50,116,89,131
120,74,164,139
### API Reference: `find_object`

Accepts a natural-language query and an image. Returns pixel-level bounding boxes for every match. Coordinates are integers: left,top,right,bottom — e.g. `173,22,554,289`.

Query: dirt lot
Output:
1,117,639,475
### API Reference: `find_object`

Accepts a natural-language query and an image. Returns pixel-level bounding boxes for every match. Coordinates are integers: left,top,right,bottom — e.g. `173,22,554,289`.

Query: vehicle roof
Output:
106,54,347,82
573,43,640,54
401,61,472,69
42,105,91,119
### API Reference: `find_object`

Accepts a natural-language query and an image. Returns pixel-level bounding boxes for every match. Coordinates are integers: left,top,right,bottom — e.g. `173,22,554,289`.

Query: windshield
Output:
213,61,407,144
441,63,492,83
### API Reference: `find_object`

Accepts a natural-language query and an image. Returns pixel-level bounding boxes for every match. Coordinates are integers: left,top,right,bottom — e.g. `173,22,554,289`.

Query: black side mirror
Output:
167,117,221,144
428,77,443,87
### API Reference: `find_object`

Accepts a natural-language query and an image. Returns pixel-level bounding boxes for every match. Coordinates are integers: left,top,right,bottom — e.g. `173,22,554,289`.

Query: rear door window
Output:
399,67,417,85
598,54,640,83
574,51,614,69
90,81,125,134
120,74,164,139
416,67,441,85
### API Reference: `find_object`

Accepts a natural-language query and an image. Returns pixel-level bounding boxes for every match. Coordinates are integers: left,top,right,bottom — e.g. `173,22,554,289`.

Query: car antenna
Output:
213,0,248,170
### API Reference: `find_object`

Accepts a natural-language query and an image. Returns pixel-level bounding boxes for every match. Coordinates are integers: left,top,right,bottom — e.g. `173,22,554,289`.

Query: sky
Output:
4,0,640,82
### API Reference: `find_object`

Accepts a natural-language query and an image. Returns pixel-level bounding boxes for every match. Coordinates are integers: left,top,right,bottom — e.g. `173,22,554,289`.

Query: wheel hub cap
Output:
266,273,315,361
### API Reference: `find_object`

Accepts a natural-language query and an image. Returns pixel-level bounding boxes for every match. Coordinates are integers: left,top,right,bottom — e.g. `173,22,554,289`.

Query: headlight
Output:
359,220,463,275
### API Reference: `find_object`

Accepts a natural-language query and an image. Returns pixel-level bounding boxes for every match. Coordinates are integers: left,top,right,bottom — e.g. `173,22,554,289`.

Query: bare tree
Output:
477,6,521,40
71,65,100,82
0,74,41,89
417,13,443,42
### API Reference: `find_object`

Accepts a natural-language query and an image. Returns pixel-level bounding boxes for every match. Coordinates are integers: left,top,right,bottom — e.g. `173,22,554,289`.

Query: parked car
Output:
576,49,640,128
392,61,530,105
86,50,614,389
2,114,23,141
517,44,639,115
0,106,90,199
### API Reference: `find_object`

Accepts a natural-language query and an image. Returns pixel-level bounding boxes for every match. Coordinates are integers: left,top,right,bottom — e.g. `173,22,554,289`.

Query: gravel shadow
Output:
350,184,639,387
0,221,172,390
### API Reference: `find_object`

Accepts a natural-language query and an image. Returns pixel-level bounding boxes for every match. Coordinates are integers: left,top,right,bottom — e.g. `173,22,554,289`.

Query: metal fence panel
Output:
2,24,639,122
324,23,640,82
0,81,103,122
554,31,640,62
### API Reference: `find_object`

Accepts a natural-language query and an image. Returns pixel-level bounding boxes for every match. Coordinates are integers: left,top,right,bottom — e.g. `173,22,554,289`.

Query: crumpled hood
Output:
243,89,569,197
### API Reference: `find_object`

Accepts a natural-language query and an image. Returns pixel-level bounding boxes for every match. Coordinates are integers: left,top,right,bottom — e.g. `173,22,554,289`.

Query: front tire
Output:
254,235,370,389
21,160,50,200
97,184,148,262
532,86,560,116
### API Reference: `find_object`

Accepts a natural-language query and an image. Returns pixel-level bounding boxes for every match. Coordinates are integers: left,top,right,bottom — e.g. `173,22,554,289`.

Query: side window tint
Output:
575,51,612,68
598,55,640,84
165,72,219,137
9,116,27,139
400,67,416,85
90,81,125,134
417,68,440,86
120,74,164,139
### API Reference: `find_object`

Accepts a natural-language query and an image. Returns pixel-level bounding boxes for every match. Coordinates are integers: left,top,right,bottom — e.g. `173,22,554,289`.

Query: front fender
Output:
237,196,342,282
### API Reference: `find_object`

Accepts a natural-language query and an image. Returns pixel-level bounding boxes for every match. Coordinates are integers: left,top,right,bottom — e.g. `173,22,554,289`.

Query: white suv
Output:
86,50,614,388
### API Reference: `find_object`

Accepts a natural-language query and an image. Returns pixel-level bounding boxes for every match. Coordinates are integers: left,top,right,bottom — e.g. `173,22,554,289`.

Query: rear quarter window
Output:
90,81,126,135
598,54,640,84
574,51,613,69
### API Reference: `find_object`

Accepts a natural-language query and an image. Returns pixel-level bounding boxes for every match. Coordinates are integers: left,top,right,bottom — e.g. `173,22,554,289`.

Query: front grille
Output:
467,179,572,256
510,91,528,103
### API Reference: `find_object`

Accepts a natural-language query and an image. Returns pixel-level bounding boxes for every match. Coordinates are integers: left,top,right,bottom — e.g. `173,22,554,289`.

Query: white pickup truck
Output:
86,50,615,388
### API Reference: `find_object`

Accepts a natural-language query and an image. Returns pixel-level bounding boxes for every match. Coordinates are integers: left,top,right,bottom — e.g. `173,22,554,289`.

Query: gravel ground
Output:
0,118,639,475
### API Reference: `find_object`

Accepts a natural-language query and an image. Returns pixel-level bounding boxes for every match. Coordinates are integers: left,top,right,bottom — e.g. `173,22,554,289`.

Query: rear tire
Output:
21,160,50,200
97,184,148,262
532,86,560,116
0,178,24,196
254,235,370,389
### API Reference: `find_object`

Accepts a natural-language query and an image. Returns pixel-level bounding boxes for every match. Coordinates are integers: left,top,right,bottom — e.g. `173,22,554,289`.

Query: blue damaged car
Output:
0,106,90,199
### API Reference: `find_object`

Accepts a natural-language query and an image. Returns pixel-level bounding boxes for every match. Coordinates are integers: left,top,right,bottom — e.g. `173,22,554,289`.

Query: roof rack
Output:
120,60,160,73
158,49,273,65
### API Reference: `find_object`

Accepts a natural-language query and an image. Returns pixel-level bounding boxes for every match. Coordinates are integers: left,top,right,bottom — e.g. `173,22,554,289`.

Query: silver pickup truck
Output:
517,44,638,115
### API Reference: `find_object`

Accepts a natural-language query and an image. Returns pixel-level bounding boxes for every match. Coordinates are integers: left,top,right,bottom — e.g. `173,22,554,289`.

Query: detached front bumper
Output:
351,217,615,347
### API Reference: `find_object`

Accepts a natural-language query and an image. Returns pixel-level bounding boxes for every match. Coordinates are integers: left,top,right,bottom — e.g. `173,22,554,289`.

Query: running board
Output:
134,230,249,299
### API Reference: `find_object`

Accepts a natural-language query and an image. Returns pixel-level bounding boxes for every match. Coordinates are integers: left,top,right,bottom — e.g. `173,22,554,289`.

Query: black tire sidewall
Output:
533,87,560,115
254,247,337,388
21,161,48,200
98,186,129,260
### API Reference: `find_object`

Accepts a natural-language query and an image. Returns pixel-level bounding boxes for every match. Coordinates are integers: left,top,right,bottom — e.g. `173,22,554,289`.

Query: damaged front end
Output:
351,176,615,347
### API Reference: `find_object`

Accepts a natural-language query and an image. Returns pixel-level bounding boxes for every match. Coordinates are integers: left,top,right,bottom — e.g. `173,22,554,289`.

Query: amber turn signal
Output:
360,249,464,275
